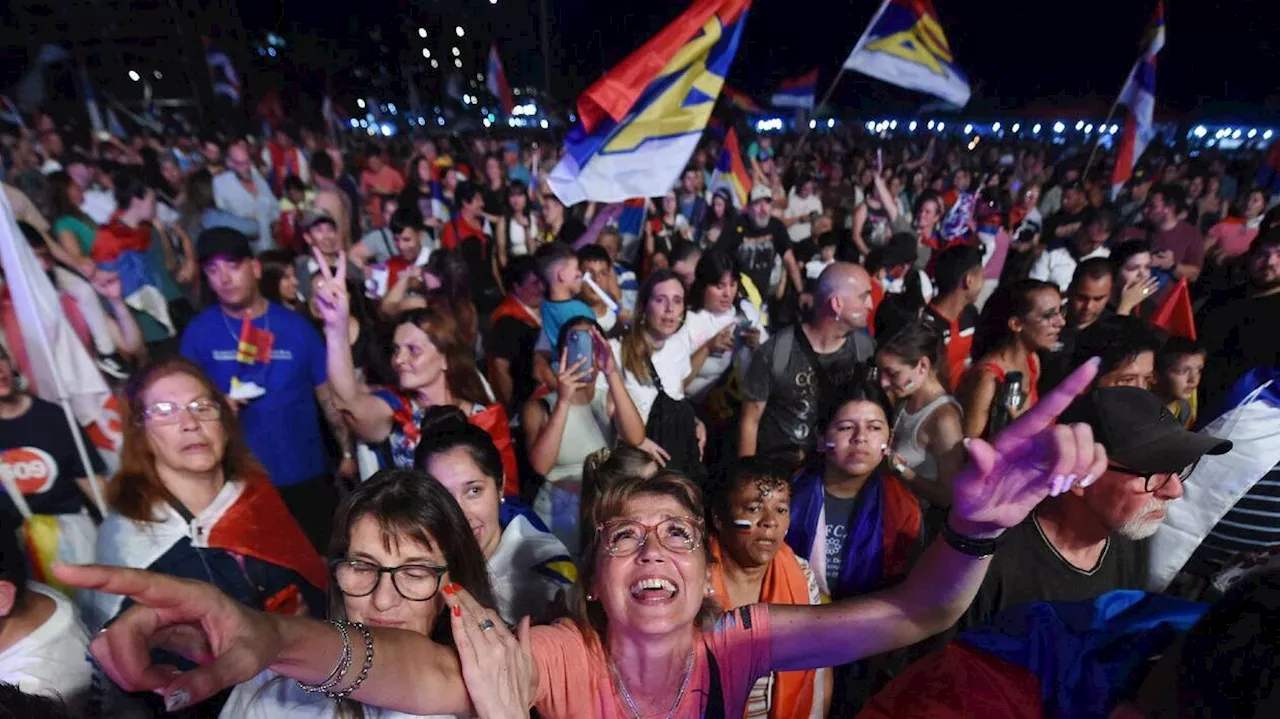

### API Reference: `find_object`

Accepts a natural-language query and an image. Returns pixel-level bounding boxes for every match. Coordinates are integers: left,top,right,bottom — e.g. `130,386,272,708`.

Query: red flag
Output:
236,315,275,364
1149,277,1196,340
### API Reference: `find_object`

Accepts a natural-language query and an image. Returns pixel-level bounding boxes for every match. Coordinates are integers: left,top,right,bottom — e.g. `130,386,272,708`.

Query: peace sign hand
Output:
949,357,1107,538
311,247,351,331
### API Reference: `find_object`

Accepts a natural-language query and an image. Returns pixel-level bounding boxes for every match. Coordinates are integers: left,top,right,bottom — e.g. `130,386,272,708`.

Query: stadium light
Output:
889,120,898,129
418,28,427,38
1193,125,1207,138
1011,123,1020,133
1248,128,1258,138
1265,130,1274,140
1032,123,1042,134
540,119,549,129
128,70,140,81
423,49,431,58
357,99,366,109
963,123,973,134
456,26,465,37
909,120,918,131
454,58,462,68
827,118,835,128
992,122,1001,132
866,120,876,131
1075,120,1085,131
349,118,359,129
809,120,817,130
937,122,945,132
431,59,439,69
1053,122,1065,134
927,119,935,130
1084,123,1093,134
1108,124,1118,134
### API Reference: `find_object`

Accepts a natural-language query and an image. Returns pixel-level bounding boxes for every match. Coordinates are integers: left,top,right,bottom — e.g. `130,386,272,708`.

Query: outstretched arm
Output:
767,358,1105,671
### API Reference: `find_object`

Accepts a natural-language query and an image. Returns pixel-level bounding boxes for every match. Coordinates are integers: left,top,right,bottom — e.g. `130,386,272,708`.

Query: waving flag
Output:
1111,2,1166,199
548,0,751,206
770,69,817,109
710,127,752,207
722,85,762,113
844,0,971,107
488,44,516,115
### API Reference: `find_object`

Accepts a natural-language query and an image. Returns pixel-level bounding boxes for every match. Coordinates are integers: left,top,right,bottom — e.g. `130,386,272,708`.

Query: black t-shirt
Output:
721,217,791,295
823,491,859,583
1198,289,1280,410
744,326,875,456
482,186,507,218
486,315,541,411
1041,207,1094,249
0,398,105,520
959,514,1147,632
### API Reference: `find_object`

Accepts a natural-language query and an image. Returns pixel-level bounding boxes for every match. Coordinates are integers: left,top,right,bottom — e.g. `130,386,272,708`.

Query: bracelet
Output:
327,621,374,700
296,620,352,693
940,519,1001,558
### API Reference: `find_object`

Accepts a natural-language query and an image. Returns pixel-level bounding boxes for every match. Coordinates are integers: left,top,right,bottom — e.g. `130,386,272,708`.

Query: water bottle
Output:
987,371,1024,436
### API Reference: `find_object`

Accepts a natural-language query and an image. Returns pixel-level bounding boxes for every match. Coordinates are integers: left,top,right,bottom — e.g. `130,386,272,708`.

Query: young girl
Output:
1155,337,1206,428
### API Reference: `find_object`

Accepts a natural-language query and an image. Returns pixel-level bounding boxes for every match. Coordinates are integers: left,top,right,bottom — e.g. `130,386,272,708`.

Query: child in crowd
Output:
274,174,313,253
1155,337,1207,428
805,231,839,294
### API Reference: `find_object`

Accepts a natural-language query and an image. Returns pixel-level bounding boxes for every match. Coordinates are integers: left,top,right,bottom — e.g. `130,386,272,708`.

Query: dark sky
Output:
221,0,1278,118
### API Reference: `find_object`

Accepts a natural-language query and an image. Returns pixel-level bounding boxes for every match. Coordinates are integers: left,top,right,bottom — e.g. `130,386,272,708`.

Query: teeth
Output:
630,578,677,595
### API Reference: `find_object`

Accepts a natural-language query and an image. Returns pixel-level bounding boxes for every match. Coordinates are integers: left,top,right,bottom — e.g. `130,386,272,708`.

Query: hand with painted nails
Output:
947,357,1108,539
443,583,536,719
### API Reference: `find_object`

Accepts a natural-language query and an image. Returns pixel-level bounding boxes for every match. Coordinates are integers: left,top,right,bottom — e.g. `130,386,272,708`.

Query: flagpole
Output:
784,0,888,169
1082,64,1133,180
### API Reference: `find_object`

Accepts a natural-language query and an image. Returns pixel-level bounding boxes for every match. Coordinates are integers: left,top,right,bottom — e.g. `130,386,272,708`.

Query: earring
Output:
705,586,715,596
880,442,889,453
586,593,595,602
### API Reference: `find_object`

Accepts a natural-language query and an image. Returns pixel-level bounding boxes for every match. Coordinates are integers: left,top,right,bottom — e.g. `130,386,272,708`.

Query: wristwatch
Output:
940,520,1001,558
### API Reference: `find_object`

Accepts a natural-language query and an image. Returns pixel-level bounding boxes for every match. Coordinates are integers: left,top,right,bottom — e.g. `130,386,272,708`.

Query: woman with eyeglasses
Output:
221,468,498,718
87,359,326,714
958,279,1064,439
59,360,1109,719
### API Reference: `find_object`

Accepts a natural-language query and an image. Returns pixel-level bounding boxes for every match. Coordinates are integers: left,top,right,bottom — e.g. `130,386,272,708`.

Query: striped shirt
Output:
1186,465,1280,574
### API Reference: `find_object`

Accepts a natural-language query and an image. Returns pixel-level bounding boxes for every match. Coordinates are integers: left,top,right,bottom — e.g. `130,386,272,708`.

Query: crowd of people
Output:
1,106,1279,718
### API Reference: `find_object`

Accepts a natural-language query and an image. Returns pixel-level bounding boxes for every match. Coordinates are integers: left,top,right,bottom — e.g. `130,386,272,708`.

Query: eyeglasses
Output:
596,517,704,557
142,398,221,425
332,559,447,601
1107,461,1197,493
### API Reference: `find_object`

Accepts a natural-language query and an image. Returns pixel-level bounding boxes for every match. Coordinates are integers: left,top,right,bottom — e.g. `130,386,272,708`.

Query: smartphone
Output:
735,317,753,339
566,328,594,372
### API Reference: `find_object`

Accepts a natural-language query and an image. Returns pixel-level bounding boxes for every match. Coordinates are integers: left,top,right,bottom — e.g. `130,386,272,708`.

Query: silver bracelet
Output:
296,620,352,694
328,621,374,700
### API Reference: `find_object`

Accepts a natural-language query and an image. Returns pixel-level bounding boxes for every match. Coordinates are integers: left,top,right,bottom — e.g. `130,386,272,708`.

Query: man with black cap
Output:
180,227,351,551
959,385,1231,630
291,208,363,302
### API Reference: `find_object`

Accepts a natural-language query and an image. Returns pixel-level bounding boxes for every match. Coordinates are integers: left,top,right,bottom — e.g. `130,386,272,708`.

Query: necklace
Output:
609,647,695,719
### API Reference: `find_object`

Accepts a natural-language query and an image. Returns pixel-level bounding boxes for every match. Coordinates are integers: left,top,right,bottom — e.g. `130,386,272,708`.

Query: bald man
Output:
740,262,877,461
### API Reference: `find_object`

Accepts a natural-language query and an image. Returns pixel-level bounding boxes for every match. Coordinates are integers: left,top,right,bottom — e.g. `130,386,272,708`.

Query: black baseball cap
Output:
1059,387,1232,475
196,227,254,266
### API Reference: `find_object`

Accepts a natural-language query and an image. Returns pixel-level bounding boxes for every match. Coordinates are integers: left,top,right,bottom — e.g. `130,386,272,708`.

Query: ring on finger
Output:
478,619,496,632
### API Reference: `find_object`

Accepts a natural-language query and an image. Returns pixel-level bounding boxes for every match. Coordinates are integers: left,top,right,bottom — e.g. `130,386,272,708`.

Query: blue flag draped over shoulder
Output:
548,0,750,206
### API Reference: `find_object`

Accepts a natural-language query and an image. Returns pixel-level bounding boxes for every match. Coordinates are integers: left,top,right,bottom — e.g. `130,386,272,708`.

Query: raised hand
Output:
311,247,351,330
52,563,282,712
444,584,535,719
590,327,616,376
949,357,1107,537
554,349,591,399
1117,276,1160,315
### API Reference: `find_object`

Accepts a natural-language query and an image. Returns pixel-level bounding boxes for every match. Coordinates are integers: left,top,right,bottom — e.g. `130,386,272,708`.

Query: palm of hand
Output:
951,430,1058,531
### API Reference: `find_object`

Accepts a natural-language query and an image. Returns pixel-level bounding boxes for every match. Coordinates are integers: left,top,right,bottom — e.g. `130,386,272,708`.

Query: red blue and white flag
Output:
844,0,970,107
548,0,751,206
770,69,817,110
722,84,763,114
487,44,515,115
1111,2,1166,199
709,127,752,207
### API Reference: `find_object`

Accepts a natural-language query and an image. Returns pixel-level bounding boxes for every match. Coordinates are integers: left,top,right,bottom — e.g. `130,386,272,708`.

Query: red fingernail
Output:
452,605,461,617
442,585,454,596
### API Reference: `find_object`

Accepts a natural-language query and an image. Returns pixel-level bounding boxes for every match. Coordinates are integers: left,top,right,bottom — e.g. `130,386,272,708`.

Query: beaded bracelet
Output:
327,621,374,700
296,620,352,694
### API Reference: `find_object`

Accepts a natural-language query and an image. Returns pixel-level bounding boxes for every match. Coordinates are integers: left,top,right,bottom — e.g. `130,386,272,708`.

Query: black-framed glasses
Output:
596,517,704,557
142,398,221,425
331,559,447,601
1107,461,1197,493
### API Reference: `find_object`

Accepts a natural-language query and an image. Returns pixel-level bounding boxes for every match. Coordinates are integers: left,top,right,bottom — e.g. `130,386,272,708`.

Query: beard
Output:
1116,497,1170,540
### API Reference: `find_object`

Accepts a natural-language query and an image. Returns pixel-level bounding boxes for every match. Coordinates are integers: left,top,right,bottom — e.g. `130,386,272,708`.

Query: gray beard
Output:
1116,497,1169,540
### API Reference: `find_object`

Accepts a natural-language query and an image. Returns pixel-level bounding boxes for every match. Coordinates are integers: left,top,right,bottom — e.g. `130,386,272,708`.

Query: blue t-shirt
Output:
538,298,595,353
180,303,328,487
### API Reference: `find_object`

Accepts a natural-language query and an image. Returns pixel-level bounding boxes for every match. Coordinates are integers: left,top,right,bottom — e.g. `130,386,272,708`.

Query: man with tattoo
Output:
180,227,347,551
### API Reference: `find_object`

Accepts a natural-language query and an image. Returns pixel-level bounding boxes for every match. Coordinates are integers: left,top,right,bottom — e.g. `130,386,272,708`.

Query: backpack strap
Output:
771,325,795,390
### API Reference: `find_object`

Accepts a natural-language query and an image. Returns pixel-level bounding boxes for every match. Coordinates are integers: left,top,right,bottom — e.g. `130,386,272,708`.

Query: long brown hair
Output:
573,470,718,650
620,269,684,385
109,359,263,522
395,305,490,407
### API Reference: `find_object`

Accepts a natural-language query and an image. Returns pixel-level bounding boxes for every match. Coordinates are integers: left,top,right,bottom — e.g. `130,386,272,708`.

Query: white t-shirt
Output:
784,190,824,243
683,303,768,400
1029,245,1110,293
0,582,92,712
609,328,694,422
222,669,459,719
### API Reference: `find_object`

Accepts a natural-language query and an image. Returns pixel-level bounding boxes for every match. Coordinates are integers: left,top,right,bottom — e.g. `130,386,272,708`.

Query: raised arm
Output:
312,249,395,443
767,358,1105,671
52,565,477,716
